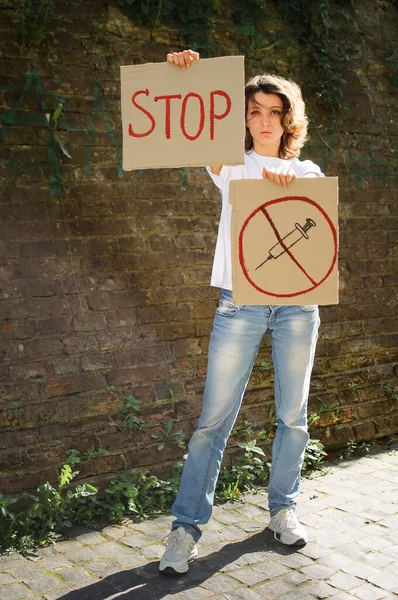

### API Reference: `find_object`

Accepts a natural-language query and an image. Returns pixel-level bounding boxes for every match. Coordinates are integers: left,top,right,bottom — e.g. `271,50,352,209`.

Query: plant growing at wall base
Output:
119,396,146,432
151,420,186,451
216,439,270,502
343,439,370,459
302,439,327,473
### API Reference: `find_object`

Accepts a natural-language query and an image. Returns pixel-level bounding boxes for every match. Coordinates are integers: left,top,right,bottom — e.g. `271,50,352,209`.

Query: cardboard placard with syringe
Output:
230,177,339,305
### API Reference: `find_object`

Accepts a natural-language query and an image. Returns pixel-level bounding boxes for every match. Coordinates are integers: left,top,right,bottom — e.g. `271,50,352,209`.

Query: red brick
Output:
81,354,114,371
114,343,171,368
43,373,107,398
97,326,156,351
73,312,107,331
1,320,37,339
9,362,51,381
105,309,137,328
25,338,64,358
107,363,170,387
63,335,99,355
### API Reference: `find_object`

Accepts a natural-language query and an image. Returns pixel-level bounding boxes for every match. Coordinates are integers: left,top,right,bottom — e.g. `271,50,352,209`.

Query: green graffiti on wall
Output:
0,69,124,196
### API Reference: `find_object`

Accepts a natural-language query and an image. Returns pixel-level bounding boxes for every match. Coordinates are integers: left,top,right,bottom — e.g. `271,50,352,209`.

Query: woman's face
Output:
246,92,285,157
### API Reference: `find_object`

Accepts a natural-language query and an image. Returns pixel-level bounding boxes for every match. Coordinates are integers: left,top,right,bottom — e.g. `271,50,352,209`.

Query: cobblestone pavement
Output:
1,448,397,600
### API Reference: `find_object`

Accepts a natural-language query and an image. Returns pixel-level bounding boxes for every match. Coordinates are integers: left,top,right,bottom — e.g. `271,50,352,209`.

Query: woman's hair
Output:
245,74,308,159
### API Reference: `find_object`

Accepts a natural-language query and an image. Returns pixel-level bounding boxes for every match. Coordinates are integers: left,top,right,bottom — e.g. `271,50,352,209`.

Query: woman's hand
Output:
167,49,200,70
262,166,297,188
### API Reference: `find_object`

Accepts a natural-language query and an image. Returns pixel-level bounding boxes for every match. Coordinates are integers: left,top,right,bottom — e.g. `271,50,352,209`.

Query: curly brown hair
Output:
245,74,309,159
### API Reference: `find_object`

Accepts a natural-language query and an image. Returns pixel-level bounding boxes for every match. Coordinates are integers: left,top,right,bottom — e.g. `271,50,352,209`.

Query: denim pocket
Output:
298,305,318,312
216,298,240,317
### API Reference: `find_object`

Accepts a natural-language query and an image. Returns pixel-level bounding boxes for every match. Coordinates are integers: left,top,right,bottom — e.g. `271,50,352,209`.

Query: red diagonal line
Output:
260,207,317,286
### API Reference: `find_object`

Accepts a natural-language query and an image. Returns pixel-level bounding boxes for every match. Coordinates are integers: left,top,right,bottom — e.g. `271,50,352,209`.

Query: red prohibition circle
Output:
238,196,338,298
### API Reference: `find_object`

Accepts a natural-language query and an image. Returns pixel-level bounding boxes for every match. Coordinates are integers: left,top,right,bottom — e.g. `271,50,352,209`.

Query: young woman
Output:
160,49,323,574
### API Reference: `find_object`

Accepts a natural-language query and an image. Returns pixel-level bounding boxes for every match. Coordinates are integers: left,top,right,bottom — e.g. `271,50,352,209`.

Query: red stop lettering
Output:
180,93,205,141
210,90,232,141
128,89,233,141
128,89,155,138
154,94,182,139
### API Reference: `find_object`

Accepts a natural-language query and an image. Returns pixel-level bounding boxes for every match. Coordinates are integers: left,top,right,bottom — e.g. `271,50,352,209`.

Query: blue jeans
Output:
172,289,320,542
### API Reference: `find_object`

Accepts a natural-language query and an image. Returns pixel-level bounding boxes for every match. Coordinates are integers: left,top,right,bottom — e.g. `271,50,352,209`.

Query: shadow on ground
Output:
58,527,295,599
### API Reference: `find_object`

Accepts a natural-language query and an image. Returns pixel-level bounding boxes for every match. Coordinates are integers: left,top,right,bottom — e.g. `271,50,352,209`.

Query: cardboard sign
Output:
120,56,245,170
230,177,339,305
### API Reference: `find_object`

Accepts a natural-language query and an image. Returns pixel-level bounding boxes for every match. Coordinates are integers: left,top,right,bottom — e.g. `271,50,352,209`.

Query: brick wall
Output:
0,1,397,495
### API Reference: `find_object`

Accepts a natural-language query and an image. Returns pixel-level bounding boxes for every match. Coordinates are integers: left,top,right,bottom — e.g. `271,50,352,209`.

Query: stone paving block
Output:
65,546,101,564
220,526,250,542
42,588,74,600
0,572,15,585
298,542,330,560
361,552,395,569
75,531,107,545
23,574,65,594
120,533,156,548
384,561,398,576
274,589,306,600
129,527,169,542
58,567,96,588
253,578,292,599
357,536,391,552
274,552,313,569
380,515,398,528
298,580,337,598
234,521,265,533
334,543,371,559
138,544,165,560
350,582,389,599
199,573,240,593
223,588,263,600
54,540,84,553
326,593,357,600
242,493,268,504
380,545,398,561
234,504,267,520
328,572,364,591
252,560,289,578
9,563,47,580
367,571,398,592
213,511,244,525
360,524,391,538
101,525,127,539
163,585,211,600
0,583,35,600
36,554,73,571
229,567,269,586
309,528,347,549
318,552,356,571
0,554,26,571
300,563,336,579
340,559,379,581
280,571,311,586
125,520,170,535
95,541,145,567
84,558,121,578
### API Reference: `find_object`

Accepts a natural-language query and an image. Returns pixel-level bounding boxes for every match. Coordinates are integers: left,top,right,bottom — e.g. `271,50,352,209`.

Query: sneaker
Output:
159,526,198,574
268,508,308,546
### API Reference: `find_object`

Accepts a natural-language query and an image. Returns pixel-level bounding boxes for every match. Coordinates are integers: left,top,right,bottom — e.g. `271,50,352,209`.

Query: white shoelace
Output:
273,509,298,540
163,530,180,551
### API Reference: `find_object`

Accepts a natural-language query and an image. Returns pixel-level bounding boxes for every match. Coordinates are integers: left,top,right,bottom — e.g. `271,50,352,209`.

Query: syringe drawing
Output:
255,217,317,271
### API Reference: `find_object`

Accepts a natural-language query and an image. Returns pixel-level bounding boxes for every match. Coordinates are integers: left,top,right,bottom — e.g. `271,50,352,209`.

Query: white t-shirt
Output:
206,151,324,291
